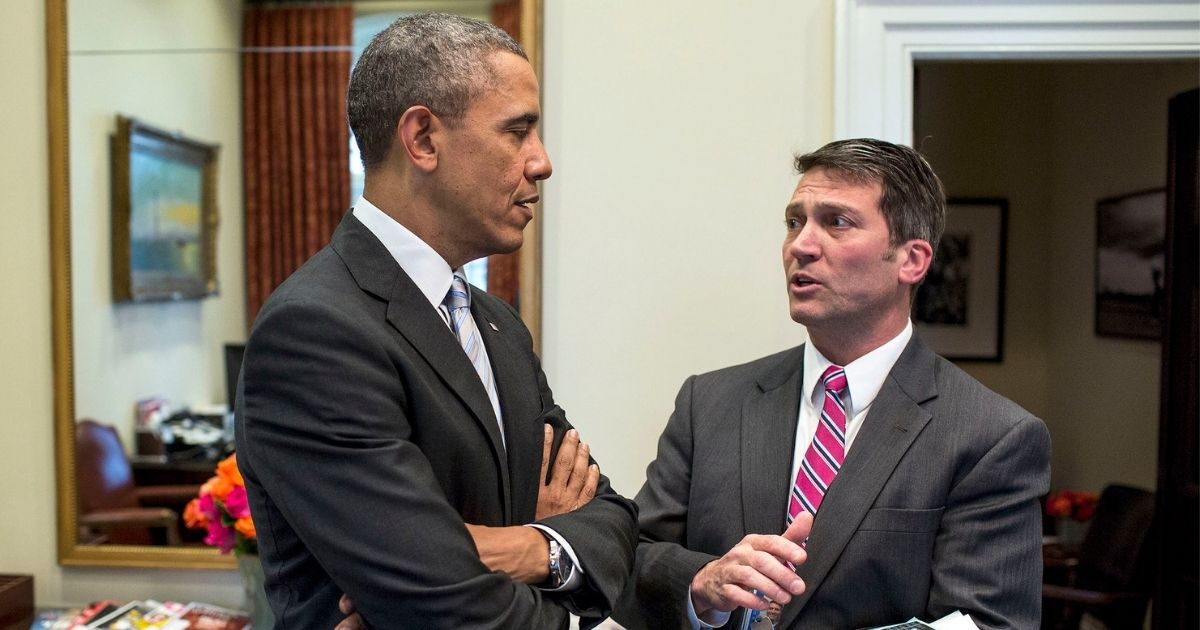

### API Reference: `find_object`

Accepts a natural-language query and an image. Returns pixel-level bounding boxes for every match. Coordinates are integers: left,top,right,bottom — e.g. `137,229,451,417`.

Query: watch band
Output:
547,538,564,588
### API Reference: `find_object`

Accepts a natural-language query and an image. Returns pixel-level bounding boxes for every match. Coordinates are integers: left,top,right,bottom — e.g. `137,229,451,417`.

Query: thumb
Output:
783,511,813,544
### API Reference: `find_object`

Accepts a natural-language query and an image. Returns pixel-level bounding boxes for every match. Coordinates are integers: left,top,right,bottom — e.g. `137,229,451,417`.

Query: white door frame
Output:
834,0,1200,143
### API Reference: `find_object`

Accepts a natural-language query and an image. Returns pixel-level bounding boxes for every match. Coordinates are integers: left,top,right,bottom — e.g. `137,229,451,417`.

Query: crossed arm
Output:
335,423,602,629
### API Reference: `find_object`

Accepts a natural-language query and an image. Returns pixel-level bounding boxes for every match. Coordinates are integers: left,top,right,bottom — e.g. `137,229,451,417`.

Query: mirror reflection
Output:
64,0,534,557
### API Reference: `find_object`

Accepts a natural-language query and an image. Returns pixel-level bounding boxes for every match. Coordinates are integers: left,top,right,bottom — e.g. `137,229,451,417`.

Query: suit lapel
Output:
782,337,939,628
740,348,805,538
331,214,510,512
473,295,541,524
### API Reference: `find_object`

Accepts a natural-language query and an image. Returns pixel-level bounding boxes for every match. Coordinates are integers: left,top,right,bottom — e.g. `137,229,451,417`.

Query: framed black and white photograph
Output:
914,198,1007,361
1095,188,1166,340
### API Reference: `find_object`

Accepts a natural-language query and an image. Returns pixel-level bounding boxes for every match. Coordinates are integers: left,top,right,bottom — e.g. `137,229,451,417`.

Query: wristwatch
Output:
545,537,574,588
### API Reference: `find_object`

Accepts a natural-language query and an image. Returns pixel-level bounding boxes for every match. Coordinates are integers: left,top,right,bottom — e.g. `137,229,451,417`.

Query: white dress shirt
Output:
352,197,583,591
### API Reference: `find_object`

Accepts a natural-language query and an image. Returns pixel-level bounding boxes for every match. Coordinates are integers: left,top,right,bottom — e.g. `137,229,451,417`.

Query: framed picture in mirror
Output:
111,115,220,302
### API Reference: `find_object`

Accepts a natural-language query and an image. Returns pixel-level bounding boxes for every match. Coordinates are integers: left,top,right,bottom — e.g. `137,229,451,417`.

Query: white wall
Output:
70,0,246,443
540,0,834,495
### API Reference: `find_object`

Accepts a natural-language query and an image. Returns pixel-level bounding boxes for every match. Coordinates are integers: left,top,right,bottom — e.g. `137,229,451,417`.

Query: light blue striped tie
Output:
444,274,503,441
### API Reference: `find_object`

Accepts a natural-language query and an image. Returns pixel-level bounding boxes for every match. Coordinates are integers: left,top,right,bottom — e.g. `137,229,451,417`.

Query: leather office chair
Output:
74,419,199,545
1042,484,1156,630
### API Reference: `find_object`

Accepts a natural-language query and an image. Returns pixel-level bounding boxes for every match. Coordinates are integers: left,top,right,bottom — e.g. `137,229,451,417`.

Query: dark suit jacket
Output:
235,213,637,629
614,337,1050,630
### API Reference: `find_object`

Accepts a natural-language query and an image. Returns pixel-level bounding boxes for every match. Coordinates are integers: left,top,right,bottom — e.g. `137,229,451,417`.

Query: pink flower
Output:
224,486,251,519
205,520,236,553
197,493,220,522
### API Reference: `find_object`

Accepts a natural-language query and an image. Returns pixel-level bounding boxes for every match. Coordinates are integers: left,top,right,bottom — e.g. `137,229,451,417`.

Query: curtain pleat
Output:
486,0,523,306
243,4,352,325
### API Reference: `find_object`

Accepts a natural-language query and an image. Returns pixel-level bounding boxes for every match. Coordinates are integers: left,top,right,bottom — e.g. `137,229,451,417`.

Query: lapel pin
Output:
489,322,499,332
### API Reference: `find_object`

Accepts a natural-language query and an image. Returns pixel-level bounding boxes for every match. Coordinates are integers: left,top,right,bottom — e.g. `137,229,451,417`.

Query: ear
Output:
896,239,934,287
395,105,440,173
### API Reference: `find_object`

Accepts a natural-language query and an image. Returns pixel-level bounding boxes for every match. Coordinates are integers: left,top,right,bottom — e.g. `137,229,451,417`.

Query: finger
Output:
338,593,355,614
714,580,781,612
335,612,365,630
782,511,813,545
539,424,553,483
581,464,599,502
750,532,807,569
552,429,580,484
565,442,591,495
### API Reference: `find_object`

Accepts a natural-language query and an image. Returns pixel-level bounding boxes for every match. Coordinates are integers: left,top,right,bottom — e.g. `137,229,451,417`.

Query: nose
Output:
526,130,553,182
785,220,820,261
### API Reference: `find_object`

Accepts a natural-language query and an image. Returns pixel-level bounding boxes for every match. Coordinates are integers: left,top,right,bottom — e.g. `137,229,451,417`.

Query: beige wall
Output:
540,0,834,496
1,0,835,607
915,60,1198,494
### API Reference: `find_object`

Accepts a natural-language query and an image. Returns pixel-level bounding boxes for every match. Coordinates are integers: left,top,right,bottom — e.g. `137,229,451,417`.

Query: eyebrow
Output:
503,113,540,127
785,200,860,215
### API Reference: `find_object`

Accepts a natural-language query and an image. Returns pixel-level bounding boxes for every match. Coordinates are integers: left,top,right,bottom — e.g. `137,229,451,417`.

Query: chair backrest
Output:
75,419,139,513
1071,483,1156,629
1076,484,1156,592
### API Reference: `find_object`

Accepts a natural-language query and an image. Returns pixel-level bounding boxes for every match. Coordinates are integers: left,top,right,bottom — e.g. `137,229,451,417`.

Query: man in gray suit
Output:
236,13,637,629
614,138,1050,630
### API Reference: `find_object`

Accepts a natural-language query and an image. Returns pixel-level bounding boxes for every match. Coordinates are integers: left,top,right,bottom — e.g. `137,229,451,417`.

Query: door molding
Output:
834,0,1200,142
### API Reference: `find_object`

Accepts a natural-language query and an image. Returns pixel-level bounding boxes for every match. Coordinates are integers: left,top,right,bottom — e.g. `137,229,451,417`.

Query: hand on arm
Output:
688,512,813,619
537,425,600,519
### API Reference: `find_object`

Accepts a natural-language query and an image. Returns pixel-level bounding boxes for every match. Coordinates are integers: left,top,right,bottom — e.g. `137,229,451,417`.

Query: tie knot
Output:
821,365,847,394
444,274,471,311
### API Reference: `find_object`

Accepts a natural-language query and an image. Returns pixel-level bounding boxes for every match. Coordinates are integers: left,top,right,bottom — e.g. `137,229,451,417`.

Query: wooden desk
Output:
130,456,217,486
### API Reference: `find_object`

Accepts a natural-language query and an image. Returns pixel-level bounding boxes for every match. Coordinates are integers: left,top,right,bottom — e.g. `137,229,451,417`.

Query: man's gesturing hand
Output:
688,511,814,618
536,425,599,519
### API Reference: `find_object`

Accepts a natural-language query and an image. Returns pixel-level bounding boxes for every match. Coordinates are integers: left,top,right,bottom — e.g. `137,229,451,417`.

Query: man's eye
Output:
510,127,531,139
785,217,802,230
830,215,852,228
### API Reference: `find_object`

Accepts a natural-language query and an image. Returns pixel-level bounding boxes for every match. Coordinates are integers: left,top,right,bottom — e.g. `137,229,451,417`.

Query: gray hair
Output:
794,138,946,255
347,12,526,170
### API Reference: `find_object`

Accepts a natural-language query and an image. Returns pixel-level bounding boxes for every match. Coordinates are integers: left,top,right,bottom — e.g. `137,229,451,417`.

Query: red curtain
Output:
485,0,522,306
242,4,353,324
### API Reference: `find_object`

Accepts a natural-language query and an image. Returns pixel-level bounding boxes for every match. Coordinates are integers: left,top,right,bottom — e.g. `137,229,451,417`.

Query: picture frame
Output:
914,198,1008,361
111,115,220,302
1094,188,1166,340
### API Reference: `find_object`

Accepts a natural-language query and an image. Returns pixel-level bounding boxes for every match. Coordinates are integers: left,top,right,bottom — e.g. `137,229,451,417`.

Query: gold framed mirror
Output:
50,0,544,569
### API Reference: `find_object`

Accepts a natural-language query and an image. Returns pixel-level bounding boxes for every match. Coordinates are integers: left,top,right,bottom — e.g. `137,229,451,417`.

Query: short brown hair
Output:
794,138,946,255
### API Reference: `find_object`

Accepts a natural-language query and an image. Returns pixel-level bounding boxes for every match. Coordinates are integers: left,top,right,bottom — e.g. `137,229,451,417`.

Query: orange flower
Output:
235,517,257,540
1046,494,1072,518
183,498,208,529
216,454,244,487
202,475,235,502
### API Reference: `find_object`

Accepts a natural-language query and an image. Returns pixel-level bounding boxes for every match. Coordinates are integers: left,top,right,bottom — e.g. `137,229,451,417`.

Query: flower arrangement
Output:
1045,489,1099,522
184,453,257,555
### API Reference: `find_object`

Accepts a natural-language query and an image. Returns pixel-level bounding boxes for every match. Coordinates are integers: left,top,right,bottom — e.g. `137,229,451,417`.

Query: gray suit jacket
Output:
614,337,1050,630
236,213,637,629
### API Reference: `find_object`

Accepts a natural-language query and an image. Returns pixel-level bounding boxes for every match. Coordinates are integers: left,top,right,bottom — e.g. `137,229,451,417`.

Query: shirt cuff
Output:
686,588,732,629
526,524,584,592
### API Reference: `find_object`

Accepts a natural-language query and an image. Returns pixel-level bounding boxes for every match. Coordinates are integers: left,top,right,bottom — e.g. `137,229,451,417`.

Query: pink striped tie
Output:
787,365,848,524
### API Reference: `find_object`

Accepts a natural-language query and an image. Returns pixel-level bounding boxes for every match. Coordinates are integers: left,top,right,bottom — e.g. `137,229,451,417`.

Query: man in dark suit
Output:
235,13,637,629
614,139,1050,630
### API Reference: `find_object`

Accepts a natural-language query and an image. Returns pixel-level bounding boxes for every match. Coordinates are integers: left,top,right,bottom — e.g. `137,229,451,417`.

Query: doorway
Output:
913,59,1197,496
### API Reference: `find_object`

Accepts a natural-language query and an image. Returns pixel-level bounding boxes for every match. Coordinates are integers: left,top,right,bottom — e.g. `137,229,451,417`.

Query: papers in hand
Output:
870,610,978,630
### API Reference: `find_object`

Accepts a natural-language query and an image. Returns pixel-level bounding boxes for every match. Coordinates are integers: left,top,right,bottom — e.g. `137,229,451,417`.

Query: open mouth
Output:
791,274,820,289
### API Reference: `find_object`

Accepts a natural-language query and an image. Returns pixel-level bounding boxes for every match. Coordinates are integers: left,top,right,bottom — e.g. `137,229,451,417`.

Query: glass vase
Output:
237,553,275,629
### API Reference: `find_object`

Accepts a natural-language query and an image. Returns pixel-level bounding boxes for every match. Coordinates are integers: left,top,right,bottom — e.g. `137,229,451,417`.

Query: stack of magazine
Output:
29,600,251,629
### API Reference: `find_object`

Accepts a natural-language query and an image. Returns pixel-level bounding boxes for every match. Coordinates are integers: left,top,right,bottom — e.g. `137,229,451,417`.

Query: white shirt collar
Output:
802,320,913,417
352,196,456,310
